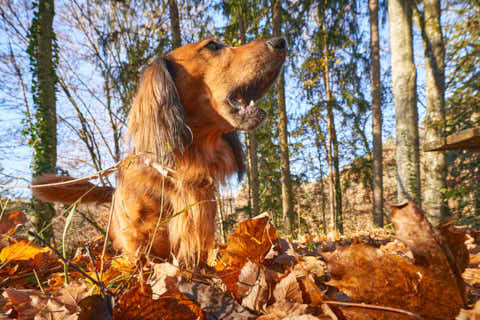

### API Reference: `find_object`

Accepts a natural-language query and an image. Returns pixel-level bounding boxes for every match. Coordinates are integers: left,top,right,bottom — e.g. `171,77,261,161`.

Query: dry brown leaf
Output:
177,281,256,319
300,274,325,307
463,267,480,287
302,256,326,278
237,261,268,311
273,270,303,304
114,284,204,320
0,211,27,237
218,214,278,269
391,201,466,308
148,262,179,298
77,294,113,320
258,302,309,320
439,225,469,272
326,242,462,319
469,251,480,266
53,280,92,313
2,281,89,320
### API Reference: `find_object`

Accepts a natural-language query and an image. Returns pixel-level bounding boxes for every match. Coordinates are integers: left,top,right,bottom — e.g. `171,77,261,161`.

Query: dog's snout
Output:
267,37,287,52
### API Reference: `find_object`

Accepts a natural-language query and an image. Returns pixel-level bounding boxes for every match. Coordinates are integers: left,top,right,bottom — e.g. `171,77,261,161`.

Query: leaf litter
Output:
1,202,480,319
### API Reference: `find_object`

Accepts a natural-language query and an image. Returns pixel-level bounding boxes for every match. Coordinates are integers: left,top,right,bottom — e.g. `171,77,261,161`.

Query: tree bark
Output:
318,4,342,233
388,0,421,205
168,0,181,48
415,0,447,225
272,0,295,237
30,0,57,241
369,0,384,226
238,5,260,217
313,119,328,235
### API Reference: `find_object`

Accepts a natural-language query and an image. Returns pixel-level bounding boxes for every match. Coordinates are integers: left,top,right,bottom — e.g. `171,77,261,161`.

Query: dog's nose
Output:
267,37,287,52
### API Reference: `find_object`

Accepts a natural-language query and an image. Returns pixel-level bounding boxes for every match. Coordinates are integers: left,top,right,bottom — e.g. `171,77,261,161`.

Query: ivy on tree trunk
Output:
25,0,58,241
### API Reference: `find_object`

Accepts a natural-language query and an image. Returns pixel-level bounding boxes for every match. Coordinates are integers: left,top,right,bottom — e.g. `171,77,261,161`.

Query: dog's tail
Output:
32,174,114,204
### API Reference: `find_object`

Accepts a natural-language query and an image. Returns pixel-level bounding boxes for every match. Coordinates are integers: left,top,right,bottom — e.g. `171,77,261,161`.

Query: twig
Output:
27,230,115,296
0,265,63,287
324,301,421,319
100,193,115,282
32,269,45,295
76,209,106,236
0,160,122,189
86,246,108,300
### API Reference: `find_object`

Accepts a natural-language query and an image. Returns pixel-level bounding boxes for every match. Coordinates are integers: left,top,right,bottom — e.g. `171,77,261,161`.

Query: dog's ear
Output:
128,57,191,164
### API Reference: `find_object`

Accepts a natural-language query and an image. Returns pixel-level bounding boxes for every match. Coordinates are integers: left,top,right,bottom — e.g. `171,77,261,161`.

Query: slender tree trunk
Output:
168,0,181,48
369,0,384,226
239,5,260,217
313,121,328,235
29,0,57,241
388,0,421,205
318,5,342,233
414,0,447,225
272,0,295,237
332,114,342,233
244,134,253,218
248,133,260,217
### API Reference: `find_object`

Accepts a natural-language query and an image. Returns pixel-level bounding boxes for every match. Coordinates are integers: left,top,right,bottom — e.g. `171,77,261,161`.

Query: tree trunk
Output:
168,0,181,48
238,5,260,217
318,5,342,233
369,0,384,226
29,0,57,241
388,0,421,205
313,121,328,235
415,0,447,225
272,0,295,237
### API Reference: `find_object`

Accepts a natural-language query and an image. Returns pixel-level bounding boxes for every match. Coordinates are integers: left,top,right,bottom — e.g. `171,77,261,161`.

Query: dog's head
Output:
128,38,287,160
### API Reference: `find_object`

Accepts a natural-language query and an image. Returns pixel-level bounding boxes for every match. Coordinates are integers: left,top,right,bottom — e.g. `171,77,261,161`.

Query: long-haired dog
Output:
33,38,287,266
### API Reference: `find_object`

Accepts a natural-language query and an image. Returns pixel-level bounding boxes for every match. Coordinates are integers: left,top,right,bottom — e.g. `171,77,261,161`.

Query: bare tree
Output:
414,0,447,225
272,0,295,237
369,0,384,226
388,0,421,204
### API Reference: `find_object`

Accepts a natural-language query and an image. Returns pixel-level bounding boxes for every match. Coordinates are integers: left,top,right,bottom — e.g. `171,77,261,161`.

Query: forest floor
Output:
0,200,480,319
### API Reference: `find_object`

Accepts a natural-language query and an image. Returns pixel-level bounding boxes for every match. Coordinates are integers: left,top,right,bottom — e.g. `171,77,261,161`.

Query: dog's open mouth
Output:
227,69,280,116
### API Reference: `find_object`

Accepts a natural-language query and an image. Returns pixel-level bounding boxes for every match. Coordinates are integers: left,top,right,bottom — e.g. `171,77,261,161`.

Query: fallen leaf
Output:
78,294,113,320
148,262,179,298
391,201,466,308
114,284,203,320
0,211,27,237
0,240,51,262
218,214,278,269
273,269,303,304
2,282,89,320
177,281,256,320
439,225,469,272
326,242,462,319
237,261,268,311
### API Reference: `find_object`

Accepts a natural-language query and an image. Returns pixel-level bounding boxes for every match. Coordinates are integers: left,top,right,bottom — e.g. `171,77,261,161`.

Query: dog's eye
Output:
205,41,224,51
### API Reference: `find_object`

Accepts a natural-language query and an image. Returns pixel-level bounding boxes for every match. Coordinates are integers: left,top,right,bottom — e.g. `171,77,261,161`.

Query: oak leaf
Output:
217,214,278,269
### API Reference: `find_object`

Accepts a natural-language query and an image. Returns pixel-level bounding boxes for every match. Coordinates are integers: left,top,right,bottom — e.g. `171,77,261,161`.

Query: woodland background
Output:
0,0,479,241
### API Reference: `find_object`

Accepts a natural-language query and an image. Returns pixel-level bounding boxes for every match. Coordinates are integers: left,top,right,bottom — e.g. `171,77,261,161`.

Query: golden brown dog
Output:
33,38,287,266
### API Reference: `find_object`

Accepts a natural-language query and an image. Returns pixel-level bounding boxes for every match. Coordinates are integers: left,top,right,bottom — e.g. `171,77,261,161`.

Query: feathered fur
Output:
32,38,286,267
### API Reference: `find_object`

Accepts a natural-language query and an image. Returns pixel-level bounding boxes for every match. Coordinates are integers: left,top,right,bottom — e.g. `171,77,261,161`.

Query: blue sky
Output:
0,1,433,198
